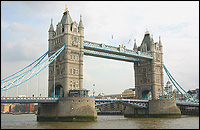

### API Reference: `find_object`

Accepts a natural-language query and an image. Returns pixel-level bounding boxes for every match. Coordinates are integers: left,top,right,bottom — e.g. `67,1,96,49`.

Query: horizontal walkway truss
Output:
83,40,153,62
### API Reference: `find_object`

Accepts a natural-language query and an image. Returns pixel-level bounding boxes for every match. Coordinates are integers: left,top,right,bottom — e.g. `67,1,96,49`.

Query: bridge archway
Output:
55,85,64,97
142,90,151,100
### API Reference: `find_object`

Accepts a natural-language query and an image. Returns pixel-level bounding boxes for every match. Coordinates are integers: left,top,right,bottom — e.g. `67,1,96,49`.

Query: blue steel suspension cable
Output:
1,52,49,90
164,65,199,102
1,51,49,83
165,69,191,102
164,65,197,102
1,44,65,92
1,51,49,87
164,89,183,102
164,65,198,101
1,45,65,91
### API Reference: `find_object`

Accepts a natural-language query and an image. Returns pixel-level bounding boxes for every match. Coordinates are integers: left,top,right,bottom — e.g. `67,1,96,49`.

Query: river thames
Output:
1,114,199,129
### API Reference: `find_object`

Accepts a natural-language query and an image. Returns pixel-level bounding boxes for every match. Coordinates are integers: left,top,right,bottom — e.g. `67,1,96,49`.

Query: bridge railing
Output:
1,97,59,103
84,40,153,59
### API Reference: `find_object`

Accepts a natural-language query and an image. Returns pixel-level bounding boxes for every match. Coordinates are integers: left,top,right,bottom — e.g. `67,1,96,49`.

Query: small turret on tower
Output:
78,14,84,37
48,18,54,39
78,14,84,28
133,39,138,51
49,18,54,32
159,36,162,47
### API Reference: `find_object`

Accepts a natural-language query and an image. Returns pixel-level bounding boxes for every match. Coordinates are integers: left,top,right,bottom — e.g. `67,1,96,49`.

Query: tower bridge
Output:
1,5,199,121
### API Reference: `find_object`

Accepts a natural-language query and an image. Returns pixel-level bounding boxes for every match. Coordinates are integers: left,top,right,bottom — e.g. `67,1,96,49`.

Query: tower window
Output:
57,69,60,75
140,80,142,84
148,79,150,83
143,67,146,73
76,81,79,87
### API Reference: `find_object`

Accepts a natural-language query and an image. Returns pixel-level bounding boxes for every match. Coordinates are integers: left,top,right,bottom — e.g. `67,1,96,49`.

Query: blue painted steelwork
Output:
0,97,198,107
1,51,49,83
142,90,150,100
164,89,183,101
164,65,199,103
84,40,153,60
1,52,49,90
84,49,140,62
95,101,148,108
1,97,59,103
95,99,149,103
95,99,149,108
176,101,199,107
1,45,65,92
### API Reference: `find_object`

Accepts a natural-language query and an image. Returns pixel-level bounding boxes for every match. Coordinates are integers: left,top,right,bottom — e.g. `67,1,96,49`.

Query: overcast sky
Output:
1,1,199,97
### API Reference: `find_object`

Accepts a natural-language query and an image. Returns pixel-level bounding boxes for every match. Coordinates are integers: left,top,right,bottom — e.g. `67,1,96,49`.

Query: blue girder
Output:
84,49,140,62
1,97,198,107
1,97,59,103
84,40,153,61
164,65,199,103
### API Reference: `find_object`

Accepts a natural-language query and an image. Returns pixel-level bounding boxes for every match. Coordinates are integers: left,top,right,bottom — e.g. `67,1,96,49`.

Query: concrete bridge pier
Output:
37,97,97,122
124,99,181,118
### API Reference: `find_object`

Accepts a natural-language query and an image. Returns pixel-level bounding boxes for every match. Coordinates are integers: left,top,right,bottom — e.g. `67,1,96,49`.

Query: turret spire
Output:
49,18,54,32
159,36,162,46
64,4,68,13
78,14,84,28
145,28,149,35
133,39,137,51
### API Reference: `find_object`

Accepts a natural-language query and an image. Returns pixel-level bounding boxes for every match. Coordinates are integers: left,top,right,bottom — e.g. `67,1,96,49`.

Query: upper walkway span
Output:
83,40,153,62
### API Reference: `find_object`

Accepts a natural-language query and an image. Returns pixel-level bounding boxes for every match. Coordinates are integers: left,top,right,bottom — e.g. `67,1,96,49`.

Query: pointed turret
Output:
140,29,151,51
150,34,155,52
78,14,84,37
159,36,162,47
60,4,73,33
133,39,137,51
79,14,84,28
65,10,71,25
49,18,54,32
48,18,54,40
48,18,54,52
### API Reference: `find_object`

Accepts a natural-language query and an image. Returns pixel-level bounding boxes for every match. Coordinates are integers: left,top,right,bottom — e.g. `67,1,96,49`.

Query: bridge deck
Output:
1,97,199,107
1,97,59,103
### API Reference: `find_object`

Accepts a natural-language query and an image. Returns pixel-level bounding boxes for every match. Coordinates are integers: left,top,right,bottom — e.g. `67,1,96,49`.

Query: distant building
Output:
164,81,173,94
1,103,36,113
104,94,122,99
187,88,199,100
173,89,182,100
95,93,122,99
1,103,15,113
122,88,135,99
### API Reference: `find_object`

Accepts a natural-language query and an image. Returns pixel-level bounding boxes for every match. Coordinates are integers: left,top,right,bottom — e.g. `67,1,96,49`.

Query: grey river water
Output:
1,114,199,129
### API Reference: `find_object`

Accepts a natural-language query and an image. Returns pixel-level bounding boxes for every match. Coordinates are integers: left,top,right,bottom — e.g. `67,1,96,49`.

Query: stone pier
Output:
37,97,97,122
124,99,181,118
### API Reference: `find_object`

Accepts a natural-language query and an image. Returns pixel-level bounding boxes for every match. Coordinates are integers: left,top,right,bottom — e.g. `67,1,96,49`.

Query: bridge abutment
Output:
124,99,181,118
37,97,97,122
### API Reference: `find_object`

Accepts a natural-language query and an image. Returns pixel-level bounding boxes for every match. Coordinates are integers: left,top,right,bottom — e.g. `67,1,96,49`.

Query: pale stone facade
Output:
134,31,164,100
122,88,135,99
48,7,84,97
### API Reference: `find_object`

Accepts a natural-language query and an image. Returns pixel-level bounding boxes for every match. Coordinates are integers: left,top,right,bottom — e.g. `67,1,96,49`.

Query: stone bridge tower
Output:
134,31,164,100
48,6,84,97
